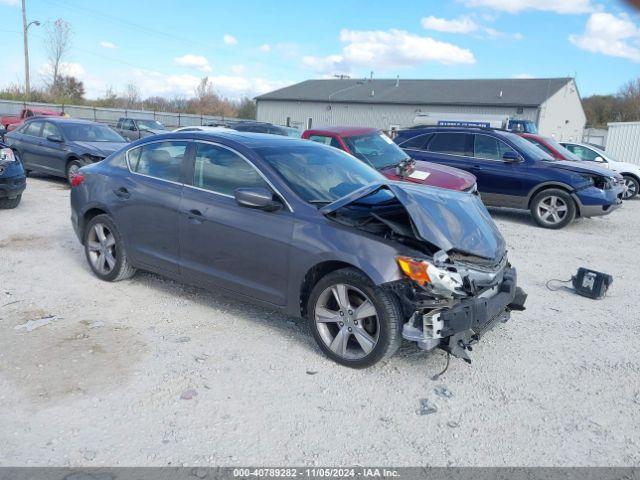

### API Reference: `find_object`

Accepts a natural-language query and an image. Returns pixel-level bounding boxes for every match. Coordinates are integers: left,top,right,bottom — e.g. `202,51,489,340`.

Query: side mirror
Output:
46,134,64,143
502,150,522,163
234,187,282,212
595,156,605,162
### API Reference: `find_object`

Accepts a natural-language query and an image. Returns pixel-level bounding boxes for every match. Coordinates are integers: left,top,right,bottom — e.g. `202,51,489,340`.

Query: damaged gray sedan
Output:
70,131,527,368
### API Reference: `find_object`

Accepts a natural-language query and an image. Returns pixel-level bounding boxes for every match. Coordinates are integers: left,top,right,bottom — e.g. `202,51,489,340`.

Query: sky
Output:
0,0,639,101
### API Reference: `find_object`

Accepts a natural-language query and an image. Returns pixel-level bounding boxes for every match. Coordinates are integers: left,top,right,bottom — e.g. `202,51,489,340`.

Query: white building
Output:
606,122,640,165
256,77,586,141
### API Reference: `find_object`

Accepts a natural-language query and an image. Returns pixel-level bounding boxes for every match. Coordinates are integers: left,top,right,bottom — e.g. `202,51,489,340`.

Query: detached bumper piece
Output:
403,267,527,363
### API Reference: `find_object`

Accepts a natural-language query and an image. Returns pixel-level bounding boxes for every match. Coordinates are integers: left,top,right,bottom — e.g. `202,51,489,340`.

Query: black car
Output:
70,130,526,368
4,117,128,184
0,139,26,209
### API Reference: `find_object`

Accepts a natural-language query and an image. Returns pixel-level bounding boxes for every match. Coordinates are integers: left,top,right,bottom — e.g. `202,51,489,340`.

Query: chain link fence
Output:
0,99,252,128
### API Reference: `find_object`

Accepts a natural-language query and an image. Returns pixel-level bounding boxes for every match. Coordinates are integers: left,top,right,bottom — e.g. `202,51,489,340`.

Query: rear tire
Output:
622,175,639,200
307,268,403,368
0,194,21,209
530,188,576,229
84,214,136,282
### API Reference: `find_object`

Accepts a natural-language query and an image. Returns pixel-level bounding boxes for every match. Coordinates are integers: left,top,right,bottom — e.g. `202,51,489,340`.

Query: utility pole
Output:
22,0,40,100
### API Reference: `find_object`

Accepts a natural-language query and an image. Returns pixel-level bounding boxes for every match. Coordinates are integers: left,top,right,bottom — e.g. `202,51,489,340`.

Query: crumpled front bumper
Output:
401,267,527,362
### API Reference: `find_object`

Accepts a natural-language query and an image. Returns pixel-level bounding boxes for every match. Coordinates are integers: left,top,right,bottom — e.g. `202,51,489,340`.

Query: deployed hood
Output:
544,160,617,178
321,181,506,260
74,141,126,157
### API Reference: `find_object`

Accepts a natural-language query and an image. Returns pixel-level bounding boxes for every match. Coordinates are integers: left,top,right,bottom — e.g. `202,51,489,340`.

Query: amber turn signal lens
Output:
396,256,431,285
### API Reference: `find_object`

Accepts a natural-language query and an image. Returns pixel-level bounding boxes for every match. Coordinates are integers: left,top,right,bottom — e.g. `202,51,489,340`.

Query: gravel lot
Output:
1,176,639,467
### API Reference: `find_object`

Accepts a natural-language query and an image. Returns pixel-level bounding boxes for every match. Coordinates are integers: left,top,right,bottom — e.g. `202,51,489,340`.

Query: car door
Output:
179,141,294,305
471,134,526,208
113,140,190,274
39,121,68,175
16,120,45,172
121,119,138,141
420,131,476,173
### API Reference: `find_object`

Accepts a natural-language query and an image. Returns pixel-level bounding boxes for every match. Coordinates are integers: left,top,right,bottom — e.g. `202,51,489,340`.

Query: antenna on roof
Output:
396,75,400,87
369,71,373,82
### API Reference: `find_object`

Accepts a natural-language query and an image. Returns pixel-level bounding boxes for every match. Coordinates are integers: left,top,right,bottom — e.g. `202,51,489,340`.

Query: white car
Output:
561,142,640,200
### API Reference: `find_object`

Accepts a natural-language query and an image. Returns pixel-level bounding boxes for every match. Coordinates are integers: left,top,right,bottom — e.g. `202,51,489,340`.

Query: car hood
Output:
379,160,476,191
74,141,126,157
543,160,617,178
321,181,506,260
609,160,640,174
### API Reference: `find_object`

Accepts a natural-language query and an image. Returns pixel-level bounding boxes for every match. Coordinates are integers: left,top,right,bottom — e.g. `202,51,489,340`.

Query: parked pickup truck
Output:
301,126,477,192
1,107,65,132
115,117,167,141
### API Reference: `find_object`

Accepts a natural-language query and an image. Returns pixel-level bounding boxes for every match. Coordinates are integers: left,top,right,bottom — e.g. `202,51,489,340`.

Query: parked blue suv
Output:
394,127,624,229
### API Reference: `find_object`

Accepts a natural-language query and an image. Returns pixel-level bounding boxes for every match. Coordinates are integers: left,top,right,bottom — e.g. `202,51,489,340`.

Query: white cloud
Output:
39,61,86,78
421,15,522,40
303,28,475,74
463,0,594,14
128,69,289,99
231,64,246,74
173,54,212,72
0,0,19,5
99,41,116,49
569,12,640,62
223,34,238,45
421,16,478,33
259,44,271,53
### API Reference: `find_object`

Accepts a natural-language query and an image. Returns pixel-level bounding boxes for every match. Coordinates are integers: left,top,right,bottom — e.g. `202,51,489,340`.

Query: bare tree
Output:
124,83,140,109
44,19,72,93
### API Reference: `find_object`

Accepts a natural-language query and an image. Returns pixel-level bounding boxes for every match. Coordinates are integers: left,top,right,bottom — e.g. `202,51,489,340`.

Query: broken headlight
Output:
396,256,466,297
581,174,613,190
0,148,16,164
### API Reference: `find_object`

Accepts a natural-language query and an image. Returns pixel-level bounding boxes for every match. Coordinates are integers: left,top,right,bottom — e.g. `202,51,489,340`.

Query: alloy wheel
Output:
314,283,379,360
86,223,117,275
67,163,80,183
623,177,638,199
537,195,568,225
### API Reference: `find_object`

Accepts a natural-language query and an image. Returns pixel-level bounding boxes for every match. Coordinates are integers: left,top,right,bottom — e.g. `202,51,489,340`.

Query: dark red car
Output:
302,127,476,192
518,133,580,161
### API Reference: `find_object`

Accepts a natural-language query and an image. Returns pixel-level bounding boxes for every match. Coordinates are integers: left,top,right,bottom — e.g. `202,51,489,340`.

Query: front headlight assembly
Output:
396,256,466,297
0,148,16,164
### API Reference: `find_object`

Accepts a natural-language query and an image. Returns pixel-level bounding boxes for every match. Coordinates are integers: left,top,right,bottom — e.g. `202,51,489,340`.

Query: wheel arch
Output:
79,205,112,244
526,182,575,209
621,171,640,183
299,261,370,318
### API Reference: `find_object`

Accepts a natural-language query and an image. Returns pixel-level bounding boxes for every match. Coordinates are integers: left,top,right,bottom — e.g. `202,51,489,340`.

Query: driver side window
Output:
569,145,601,162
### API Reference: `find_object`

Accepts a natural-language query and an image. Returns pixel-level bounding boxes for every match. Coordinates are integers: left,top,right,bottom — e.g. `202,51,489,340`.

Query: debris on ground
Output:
14,315,59,332
447,421,460,428
174,336,191,343
180,389,198,400
434,385,454,399
306,370,318,375
194,354,208,363
417,398,438,416
89,320,105,329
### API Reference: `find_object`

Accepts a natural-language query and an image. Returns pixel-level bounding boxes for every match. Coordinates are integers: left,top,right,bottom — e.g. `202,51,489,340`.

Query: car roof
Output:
24,117,96,125
399,126,512,137
306,126,379,136
135,130,300,148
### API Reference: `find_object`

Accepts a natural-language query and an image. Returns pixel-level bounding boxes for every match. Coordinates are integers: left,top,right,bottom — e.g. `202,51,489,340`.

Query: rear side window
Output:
308,135,341,149
399,133,433,150
23,121,43,137
193,142,268,196
42,122,61,139
565,144,600,161
127,141,187,182
473,135,516,160
427,133,472,156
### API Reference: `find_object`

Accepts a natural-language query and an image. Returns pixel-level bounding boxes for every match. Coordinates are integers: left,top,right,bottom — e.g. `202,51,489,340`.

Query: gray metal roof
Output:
255,78,573,107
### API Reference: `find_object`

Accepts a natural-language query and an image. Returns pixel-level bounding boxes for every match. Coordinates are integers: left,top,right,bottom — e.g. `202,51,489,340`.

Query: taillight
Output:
71,173,85,187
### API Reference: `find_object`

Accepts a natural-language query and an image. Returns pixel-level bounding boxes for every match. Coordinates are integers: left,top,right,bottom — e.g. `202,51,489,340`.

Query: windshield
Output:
343,133,409,170
256,143,385,204
61,123,126,143
590,144,617,161
137,120,165,131
544,137,581,161
503,132,555,161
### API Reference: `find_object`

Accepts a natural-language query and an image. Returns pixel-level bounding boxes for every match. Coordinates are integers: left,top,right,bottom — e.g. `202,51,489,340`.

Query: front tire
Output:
66,159,83,185
0,194,21,209
530,188,576,229
307,268,403,368
622,175,639,200
84,214,136,282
